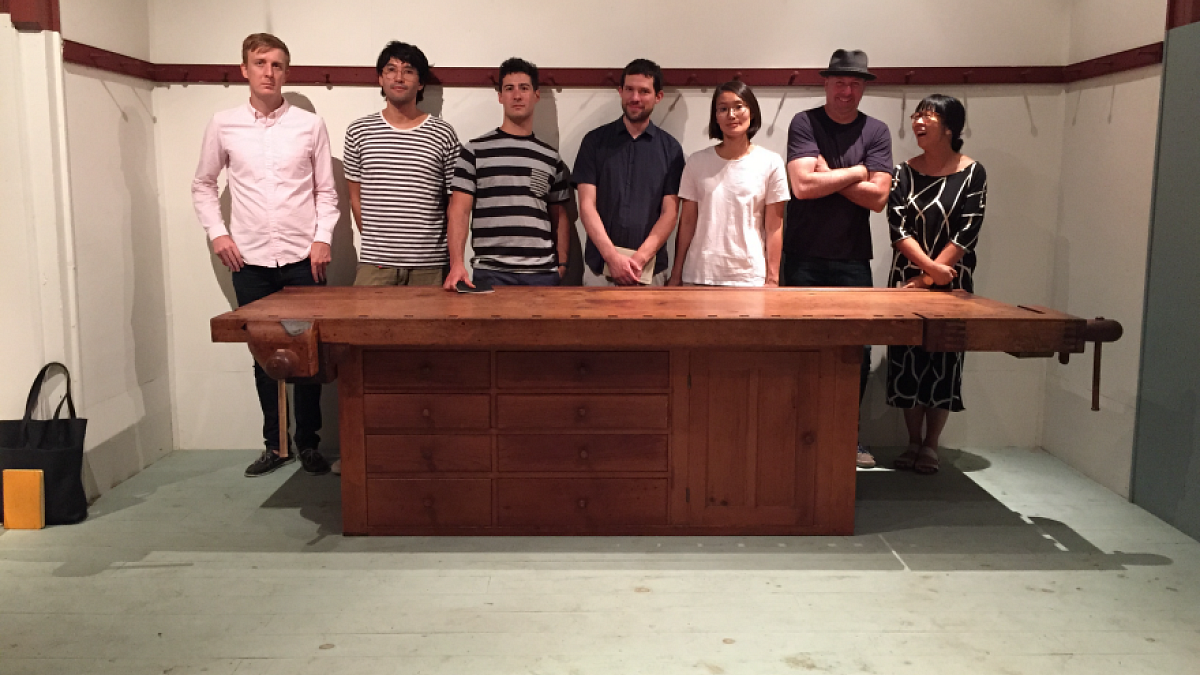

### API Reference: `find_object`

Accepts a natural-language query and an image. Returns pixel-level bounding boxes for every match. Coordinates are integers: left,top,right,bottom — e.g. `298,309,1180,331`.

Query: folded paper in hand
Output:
602,246,654,285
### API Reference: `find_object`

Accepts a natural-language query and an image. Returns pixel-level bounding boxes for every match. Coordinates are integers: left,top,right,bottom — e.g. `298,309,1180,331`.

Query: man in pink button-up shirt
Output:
192,33,338,478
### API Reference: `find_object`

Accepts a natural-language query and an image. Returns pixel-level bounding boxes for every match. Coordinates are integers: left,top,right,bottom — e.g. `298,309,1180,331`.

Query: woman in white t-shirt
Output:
668,81,790,287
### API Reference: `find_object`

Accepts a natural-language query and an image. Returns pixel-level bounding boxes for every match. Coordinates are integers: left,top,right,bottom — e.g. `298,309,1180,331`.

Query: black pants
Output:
782,256,873,402
231,260,323,451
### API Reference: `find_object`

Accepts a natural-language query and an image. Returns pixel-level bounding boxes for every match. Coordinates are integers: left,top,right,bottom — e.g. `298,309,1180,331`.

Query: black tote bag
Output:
0,362,88,525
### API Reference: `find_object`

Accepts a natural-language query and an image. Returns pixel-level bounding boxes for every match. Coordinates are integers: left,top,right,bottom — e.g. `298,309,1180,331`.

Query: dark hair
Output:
498,57,539,91
914,94,967,152
622,58,663,93
242,33,290,67
376,41,431,103
707,81,762,141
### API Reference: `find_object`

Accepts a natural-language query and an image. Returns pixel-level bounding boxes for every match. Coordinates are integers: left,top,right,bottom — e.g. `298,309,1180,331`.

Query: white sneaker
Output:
330,459,341,476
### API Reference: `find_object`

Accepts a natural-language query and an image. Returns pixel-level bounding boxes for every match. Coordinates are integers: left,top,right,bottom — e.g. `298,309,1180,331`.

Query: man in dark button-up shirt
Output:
574,59,685,285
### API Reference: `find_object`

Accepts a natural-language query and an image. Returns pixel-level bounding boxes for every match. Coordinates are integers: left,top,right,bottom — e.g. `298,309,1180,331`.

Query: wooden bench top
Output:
211,287,1083,352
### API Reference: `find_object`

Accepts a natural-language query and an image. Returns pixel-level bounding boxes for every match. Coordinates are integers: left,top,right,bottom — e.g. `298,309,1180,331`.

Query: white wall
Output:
59,0,151,61
148,0,1072,67
1068,0,1167,62
1036,1,1166,498
62,63,174,496
0,19,54,419
1041,66,1162,497
0,21,81,433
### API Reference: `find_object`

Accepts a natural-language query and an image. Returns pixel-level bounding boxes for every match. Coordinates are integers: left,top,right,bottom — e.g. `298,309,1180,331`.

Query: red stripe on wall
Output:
61,41,1165,88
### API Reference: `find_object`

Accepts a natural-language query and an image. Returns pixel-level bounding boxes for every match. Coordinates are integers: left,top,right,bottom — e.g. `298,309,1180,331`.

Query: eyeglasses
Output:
383,65,419,79
910,110,940,122
717,103,749,117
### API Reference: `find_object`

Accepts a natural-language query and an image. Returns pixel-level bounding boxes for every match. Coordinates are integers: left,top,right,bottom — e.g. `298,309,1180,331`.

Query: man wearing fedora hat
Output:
783,48,893,469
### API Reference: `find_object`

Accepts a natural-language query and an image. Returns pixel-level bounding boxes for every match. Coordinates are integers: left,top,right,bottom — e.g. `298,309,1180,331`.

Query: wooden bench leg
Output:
278,380,288,458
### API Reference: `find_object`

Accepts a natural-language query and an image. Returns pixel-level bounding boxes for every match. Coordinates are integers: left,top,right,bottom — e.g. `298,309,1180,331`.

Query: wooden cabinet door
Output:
687,351,828,528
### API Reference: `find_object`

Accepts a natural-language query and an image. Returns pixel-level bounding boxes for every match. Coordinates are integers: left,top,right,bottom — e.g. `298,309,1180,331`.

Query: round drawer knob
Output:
418,364,432,376
423,498,434,508
577,498,588,509
578,365,588,377
577,407,588,418
579,449,589,460
420,449,434,460
422,408,432,418
803,433,816,445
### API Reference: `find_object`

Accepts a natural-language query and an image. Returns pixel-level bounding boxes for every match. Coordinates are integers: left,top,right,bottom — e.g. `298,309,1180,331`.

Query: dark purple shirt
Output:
785,106,892,261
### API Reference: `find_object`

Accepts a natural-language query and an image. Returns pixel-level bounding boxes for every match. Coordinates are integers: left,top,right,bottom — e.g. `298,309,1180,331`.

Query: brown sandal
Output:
894,443,921,470
914,446,940,475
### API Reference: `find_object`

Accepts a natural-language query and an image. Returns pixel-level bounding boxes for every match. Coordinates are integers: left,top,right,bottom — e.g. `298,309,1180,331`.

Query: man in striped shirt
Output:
345,42,461,286
444,58,571,289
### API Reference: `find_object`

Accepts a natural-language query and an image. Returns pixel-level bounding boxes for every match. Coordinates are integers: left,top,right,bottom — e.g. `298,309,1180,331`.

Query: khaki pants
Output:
354,264,445,287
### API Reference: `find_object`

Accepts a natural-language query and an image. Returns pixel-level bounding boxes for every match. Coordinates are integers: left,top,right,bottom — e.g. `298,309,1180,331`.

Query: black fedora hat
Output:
819,49,876,81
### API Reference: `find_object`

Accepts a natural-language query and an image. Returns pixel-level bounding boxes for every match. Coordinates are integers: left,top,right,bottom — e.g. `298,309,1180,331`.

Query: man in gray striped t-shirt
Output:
443,57,571,289
345,41,460,287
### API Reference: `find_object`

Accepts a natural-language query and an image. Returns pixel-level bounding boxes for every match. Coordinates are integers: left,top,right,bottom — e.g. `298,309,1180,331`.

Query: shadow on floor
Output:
10,450,1172,576
248,449,1171,572
855,448,1169,571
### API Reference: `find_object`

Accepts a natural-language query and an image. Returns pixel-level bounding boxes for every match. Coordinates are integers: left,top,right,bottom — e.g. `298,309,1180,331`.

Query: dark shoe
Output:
894,442,921,471
914,446,940,475
298,446,331,476
245,449,295,477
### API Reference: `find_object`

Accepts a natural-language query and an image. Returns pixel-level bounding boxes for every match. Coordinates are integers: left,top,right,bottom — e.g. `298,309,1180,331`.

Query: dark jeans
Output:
472,269,562,287
782,256,873,402
231,260,323,451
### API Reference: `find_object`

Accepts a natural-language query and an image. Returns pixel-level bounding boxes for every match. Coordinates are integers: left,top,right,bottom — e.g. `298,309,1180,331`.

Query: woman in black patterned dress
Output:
886,94,987,474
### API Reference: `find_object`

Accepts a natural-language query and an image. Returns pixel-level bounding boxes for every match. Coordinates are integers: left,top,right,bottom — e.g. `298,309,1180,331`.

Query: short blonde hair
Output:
241,33,290,67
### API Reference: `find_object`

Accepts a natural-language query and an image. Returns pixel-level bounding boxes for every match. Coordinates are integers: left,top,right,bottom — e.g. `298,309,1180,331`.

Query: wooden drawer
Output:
498,434,667,472
364,394,490,432
496,394,668,430
363,350,490,391
365,435,492,473
497,478,667,528
367,479,491,527
496,351,668,389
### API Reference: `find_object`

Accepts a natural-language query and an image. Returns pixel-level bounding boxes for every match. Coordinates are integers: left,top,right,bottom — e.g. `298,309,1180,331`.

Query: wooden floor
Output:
2,447,1199,674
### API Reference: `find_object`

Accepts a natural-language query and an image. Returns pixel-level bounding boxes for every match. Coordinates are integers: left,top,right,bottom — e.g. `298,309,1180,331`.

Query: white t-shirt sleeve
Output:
766,151,790,205
678,151,701,202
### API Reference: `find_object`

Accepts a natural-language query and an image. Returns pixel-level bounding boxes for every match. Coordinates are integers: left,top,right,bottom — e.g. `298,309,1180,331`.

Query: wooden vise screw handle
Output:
277,380,288,458
1059,317,1124,412
264,348,300,458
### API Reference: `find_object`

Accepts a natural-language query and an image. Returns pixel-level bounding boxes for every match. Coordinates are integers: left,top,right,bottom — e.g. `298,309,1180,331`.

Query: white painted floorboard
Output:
2,447,1199,674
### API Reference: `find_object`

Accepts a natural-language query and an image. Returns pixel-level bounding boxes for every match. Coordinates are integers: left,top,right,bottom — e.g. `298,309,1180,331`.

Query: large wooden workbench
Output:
211,287,1087,536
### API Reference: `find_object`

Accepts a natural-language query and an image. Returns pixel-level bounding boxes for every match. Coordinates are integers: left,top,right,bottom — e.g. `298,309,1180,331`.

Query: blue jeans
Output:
231,260,324,451
782,257,873,402
472,269,562,287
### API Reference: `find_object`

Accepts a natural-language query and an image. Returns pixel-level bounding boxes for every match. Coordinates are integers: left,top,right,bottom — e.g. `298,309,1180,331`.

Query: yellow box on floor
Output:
3,469,45,530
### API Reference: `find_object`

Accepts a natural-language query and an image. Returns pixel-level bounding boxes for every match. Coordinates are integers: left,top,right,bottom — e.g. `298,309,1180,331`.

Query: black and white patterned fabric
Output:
885,161,988,411
343,113,460,267
451,129,571,273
